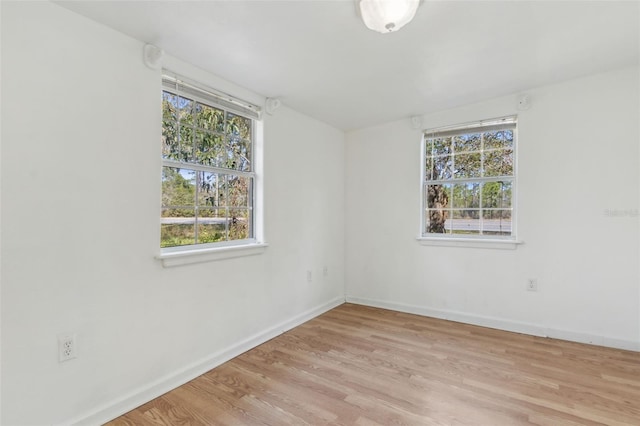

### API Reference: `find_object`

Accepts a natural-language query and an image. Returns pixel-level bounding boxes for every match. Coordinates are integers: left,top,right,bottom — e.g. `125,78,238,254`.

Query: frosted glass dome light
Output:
358,0,420,33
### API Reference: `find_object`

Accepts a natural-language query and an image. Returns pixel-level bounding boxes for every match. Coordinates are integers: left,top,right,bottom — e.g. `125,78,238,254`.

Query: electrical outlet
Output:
58,334,77,362
526,278,538,292
306,270,312,283
323,266,328,277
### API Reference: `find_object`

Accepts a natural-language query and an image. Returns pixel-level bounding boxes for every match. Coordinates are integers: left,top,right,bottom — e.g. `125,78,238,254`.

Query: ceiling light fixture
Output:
358,0,420,33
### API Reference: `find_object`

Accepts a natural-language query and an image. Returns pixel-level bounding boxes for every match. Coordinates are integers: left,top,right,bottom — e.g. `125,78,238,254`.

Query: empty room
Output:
1,0,639,425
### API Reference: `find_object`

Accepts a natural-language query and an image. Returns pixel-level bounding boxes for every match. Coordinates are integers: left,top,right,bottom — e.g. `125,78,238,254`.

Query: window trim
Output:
419,115,519,244
158,70,266,262
416,236,523,250
162,72,261,120
157,242,269,268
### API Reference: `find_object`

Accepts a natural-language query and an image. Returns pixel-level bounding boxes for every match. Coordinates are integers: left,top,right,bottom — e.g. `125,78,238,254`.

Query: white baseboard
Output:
67,296,345,426
346,296,640,352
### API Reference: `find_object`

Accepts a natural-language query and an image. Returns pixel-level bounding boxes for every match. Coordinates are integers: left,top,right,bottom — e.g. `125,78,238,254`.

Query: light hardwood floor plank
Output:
107,304,640,425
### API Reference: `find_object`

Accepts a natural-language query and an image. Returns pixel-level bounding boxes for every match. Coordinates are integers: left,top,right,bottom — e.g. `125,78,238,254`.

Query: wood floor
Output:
107,304,640,425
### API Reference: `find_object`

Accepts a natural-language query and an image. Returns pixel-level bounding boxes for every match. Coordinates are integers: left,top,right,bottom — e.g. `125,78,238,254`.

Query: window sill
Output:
157,243,268,267
417,237,523,250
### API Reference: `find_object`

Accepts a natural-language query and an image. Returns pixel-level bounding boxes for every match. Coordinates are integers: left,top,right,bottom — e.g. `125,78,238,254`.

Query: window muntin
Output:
161,73,259,250
422,116,516,239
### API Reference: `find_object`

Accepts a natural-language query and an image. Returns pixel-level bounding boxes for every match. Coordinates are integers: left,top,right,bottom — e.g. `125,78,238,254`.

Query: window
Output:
422,116,516,239
160,73,261,251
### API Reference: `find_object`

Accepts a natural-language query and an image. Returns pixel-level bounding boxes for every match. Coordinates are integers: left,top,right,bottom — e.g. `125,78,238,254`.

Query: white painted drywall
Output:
346,66,640,350
2,1,638,424
0,2,344,424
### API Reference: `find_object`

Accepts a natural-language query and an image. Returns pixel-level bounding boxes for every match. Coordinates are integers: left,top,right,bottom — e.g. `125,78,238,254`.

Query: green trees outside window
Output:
161,87,255,248
423,118,516,238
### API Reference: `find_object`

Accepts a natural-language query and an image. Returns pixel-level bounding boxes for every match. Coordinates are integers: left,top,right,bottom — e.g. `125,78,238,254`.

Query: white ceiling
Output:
57,0,639,131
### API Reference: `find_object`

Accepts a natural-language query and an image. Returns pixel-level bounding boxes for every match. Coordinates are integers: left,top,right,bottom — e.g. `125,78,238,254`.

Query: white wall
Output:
0,2,344,424
2,1,638,424
346,66,640,351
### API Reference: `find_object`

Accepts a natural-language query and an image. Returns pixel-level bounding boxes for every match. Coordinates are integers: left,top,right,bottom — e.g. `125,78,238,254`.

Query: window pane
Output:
162,167,195,207
504,130,514,145
177,96,194,124
226,135,252,171
226,112,252,140
454,152,481,178
196,172,223,207
162,94,179,162
162,121,178,160
453,133,481,152
482,181,512,209
484,130,513,150
162,91,178,122
425,156,434,181
228,209,250,240
425,139,433,158
426,209,450,234
433,155,452,180
484,149,513,177
177,126,194,162
452,183,480,208
426,184,451,209
501,181,513,208
161,209,195,247
432,137,452,156
426,183,451,234
228,176,251,208
195,132,224,167
194,103,224,132
451,209,480,235
216,174,231,207
162,93,179,160
483,210,512,236
197,210,227,244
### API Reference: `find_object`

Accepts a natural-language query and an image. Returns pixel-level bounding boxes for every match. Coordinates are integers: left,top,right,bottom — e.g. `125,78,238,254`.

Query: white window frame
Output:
157,71,267,266
418,115,521,249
